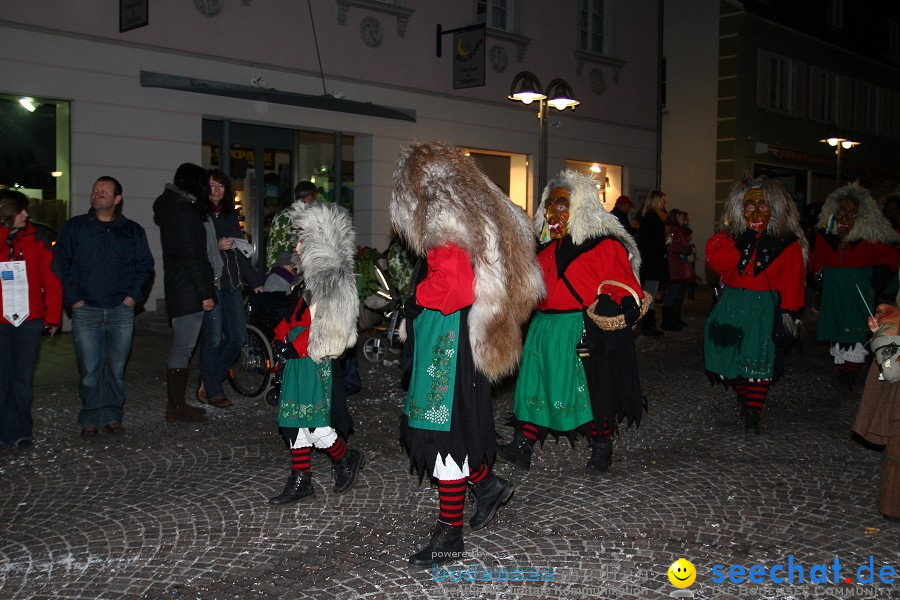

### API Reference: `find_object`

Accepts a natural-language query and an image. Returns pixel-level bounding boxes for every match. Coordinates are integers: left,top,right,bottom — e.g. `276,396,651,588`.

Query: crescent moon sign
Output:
456,37,471,58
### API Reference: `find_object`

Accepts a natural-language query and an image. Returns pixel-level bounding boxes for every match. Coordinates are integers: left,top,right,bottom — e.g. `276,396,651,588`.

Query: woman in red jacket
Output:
704,177,807,435
0,189,62,449
812,183,900,386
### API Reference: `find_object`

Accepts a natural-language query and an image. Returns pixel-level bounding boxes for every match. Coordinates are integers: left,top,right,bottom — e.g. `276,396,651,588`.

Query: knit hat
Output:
615,195,632,208
275,250,294,267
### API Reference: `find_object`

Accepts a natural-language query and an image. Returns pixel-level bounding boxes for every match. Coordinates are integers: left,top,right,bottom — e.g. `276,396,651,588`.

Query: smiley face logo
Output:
667,558,696,588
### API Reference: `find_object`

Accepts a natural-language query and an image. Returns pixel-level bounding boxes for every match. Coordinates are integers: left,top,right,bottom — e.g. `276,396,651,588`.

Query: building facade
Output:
1,1,661,315
663,0,900,281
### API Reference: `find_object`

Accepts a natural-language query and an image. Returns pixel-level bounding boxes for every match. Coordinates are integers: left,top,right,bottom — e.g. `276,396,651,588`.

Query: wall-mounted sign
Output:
453,28,485,89
119,0,148,33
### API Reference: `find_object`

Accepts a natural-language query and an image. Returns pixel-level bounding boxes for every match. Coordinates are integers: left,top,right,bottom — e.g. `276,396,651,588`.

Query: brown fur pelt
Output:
720,175,809,266
391,141,546,381
815,182,900,245
533,169,642,279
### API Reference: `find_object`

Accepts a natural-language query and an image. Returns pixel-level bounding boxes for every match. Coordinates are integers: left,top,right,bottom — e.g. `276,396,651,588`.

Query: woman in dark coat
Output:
152,163,216,423
637,190,669,335
197,170,263,407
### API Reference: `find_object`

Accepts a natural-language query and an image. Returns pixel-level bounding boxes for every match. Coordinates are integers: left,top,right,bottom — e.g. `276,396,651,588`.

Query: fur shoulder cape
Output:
391,141,546,381
291,202,359,362
532,169,642,280
815,182,900,245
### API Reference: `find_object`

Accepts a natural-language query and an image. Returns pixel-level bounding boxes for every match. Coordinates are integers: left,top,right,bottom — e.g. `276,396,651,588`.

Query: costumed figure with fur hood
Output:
497,170,648,474
812,183,900,386
704,176,807,435
267,201,364,506
391,141,544,568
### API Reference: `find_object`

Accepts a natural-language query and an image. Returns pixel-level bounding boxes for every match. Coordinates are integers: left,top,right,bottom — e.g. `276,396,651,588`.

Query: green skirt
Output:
279,326,333,429
817,266,873,345
704,287,776,380
513,311,593,432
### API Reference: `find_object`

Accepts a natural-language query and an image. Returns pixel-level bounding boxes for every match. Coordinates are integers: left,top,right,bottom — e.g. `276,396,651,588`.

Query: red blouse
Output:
811,233,898,272
706,231,805,312
538,238,643,311
415,243,475,315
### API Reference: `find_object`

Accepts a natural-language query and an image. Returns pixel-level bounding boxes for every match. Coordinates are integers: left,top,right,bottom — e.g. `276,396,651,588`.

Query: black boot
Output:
496,429,534,470
269,471,314,505
586,439,613,472
469,474,515,531
674,297,688,327
408,521,464,567
661,307,682,331
641,309,663,336
333,448,365,494
743,412,760,436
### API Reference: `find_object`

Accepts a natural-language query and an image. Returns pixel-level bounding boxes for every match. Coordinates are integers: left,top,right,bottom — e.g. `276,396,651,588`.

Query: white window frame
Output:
580,0,612,56
809,67,843,124
757,50,805,116
475,0,516,32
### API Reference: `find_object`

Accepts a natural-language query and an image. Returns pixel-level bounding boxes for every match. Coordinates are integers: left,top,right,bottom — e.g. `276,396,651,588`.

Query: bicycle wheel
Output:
228,324,272,398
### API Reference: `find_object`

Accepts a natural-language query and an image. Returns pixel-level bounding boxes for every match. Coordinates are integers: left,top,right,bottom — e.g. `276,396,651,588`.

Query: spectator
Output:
262,251,297,294
612,195,638,238
153,163,217,423
265,180,317,270
637,190,669,336
197,170,264,408
0,189,62,449
55,176,154,438
661,209,692,330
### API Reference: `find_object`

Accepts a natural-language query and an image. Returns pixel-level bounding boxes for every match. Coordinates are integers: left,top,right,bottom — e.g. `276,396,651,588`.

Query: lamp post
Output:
508,71,580,196
819,136,860,185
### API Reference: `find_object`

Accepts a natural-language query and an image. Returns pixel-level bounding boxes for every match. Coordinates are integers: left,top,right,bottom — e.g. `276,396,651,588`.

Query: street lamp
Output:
508,71,580,196
819,136,860,185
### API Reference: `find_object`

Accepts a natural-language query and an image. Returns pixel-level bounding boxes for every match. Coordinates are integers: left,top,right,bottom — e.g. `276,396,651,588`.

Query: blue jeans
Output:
0,319,43,446
200,289,246,398
72,304,134,427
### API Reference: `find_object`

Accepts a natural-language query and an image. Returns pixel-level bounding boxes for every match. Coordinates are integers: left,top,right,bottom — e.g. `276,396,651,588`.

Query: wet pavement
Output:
1,296,898,599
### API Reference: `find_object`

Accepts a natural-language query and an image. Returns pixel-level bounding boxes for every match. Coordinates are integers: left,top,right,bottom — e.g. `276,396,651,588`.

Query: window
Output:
809,68,843,124
476,0,514,31
888,20,900,56
856,82,888,134
827,0,843,30
757,51,805,116
580,0,610,55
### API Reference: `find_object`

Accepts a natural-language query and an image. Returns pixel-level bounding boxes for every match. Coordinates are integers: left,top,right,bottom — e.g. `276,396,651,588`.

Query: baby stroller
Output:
360,260,404,364
227,291,290,405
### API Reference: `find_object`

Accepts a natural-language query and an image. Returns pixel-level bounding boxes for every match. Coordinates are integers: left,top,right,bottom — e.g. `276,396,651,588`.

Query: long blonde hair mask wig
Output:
815,182,900,245
391,141,546,381
533,169,642,279
720,175,809,265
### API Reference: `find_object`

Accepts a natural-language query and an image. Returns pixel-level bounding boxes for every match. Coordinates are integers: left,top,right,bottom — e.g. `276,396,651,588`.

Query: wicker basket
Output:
587,280,652,331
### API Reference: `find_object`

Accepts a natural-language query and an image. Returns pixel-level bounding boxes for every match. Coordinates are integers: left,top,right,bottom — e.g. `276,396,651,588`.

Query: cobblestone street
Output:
1,297,898,599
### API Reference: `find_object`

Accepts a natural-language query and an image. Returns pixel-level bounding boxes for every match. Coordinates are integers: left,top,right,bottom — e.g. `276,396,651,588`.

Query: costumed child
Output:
811,183,900,386
704,176,807,435
391,141,544,567
267,201,364,505
497,170,648,474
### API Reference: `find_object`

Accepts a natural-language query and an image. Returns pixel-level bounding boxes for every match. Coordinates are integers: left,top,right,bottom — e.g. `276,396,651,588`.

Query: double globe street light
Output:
819,135,860,185
508,71,580,195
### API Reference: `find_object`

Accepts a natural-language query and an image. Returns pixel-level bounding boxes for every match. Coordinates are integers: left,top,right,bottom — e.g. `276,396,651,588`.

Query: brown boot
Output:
165,368,208,422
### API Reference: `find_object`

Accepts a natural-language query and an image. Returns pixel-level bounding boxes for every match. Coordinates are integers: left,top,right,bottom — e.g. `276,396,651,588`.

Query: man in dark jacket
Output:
153,163,217,423
55,176,154,438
